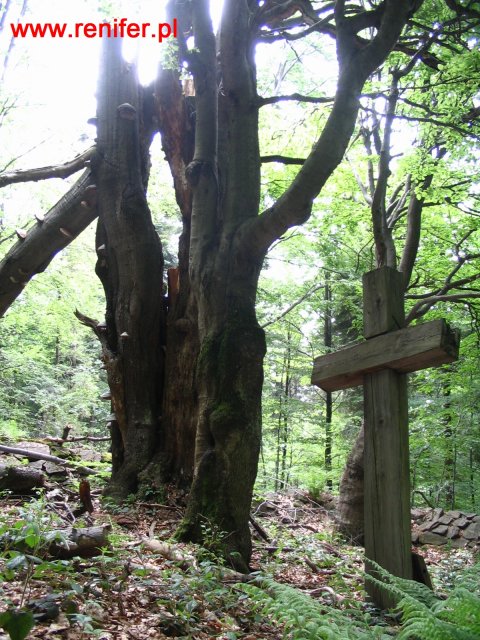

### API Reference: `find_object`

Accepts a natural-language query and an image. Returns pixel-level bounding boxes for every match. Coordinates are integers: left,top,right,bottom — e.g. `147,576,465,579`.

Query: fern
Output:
239,578,391,640
238,561,480,640
366,560,480,640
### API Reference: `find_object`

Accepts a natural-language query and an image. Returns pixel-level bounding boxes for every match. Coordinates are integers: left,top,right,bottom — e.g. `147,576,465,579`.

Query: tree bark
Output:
174,0,265,571
0,464,45,492
336,424,364,543
0,170,97,317
92,38,165,498
151,65,198,487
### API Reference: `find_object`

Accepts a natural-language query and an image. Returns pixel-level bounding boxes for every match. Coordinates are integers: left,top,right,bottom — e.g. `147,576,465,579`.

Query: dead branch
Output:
142,537,191,569
0,147,95,188
261,282,325,329
258,93,334,107
44,435,110,445
49,526,111,559
249,515,271,542
0,170,98,317
137,502,181,511
0,444,98,475
261,155,306,165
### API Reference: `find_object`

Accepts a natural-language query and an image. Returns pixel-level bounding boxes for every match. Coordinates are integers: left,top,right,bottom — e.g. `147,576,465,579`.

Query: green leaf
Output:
6,554,27,570
0,610,35,640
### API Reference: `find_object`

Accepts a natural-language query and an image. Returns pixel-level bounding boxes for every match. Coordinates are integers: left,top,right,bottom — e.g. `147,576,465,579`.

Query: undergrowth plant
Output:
239,578,391,639
367,560,480,640
238,559,480,640
0,495,80,640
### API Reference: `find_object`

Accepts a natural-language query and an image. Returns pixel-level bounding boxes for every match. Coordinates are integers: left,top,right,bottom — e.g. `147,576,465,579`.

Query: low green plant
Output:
367,560,480,640
0,610,35,640
197,519,230,563
0,496,72,640
238,560,480,640
239,578,390,639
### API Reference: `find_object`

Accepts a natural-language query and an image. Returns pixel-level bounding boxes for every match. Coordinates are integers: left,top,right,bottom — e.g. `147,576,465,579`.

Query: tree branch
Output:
187,0,218,281
0,170,97,317
261,155,305,165
406,292,480,324
261,282,326,329
370,73,399,268
0,146,95,189
258,93,334,107
444,0,480,19
346,154,372,205
241,0,417,257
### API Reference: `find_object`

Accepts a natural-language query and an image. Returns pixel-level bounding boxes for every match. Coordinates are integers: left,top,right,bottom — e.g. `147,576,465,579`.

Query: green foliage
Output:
367,561,480,640
0,227,107,440
239,561,480,640
239,578,390,639
0,610,35,640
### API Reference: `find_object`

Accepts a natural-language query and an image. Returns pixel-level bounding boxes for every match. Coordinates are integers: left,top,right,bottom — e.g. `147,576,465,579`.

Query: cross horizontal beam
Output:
311,318,460,392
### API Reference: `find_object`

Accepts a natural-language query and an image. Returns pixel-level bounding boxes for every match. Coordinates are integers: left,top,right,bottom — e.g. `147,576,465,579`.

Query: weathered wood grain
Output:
311,318,459,392
363,268,412,609
363,268,405,339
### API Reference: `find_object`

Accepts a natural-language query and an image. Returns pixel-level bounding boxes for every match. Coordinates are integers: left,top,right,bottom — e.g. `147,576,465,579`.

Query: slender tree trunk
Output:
177,289,266,570
280,334,292,489
442,366,455,509
324,276,333,491
470,447,476,508
149,64,198,487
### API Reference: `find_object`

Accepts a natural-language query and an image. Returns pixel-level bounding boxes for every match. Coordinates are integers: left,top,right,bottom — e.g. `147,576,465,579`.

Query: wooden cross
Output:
311,267,460,609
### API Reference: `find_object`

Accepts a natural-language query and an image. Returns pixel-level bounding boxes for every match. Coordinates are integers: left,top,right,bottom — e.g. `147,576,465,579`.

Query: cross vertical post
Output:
363,267,412,608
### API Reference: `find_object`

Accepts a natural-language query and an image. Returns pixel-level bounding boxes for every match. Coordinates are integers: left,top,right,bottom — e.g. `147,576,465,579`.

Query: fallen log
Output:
0,463,45,492
0,444,98,475
1,525,111,559
49,526,111,559
44,435,110,445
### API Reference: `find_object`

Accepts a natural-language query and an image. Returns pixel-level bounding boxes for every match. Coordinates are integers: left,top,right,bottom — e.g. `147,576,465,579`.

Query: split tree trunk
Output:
151,66,198,488
92,38,165,498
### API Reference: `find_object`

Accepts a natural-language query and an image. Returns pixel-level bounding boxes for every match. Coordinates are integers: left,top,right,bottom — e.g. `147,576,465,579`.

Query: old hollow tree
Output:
0,0,469,569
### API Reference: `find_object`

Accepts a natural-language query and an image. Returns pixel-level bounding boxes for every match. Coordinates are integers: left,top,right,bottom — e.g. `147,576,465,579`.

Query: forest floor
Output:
0,462,478,639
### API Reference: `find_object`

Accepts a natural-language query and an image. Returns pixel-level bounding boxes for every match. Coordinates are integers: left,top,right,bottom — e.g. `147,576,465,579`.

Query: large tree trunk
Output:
178,293,266,570
174,0,265,570
93,38,165,498
151,66,199,487
336,424,364,543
